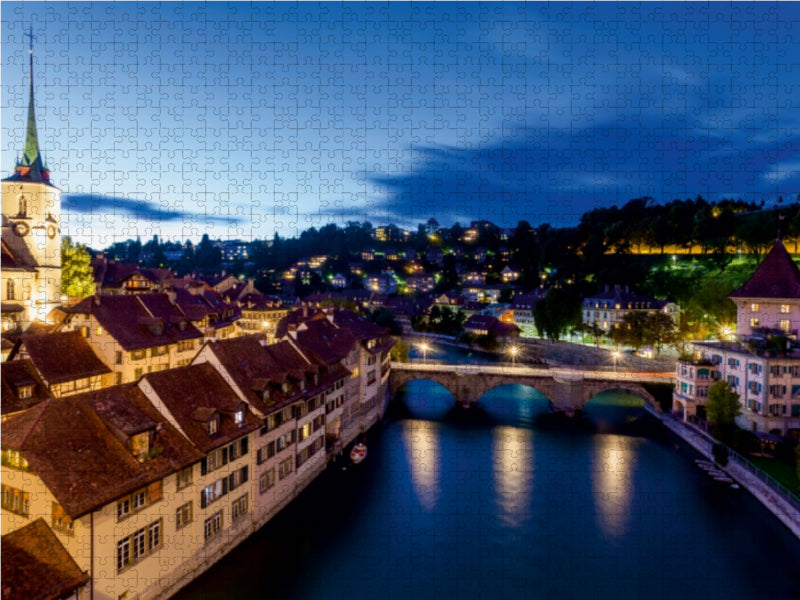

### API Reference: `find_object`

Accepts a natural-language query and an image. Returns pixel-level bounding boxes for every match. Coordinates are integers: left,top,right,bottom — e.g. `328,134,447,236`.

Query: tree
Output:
534,287,581,341
706,381,741,442
61,237,95,298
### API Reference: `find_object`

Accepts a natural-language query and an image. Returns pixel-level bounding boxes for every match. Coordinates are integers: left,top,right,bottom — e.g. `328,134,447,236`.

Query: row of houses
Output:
1,306,394,600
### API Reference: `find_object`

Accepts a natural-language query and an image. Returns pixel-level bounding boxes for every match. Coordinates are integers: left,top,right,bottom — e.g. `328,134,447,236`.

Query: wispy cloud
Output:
63,193,246,225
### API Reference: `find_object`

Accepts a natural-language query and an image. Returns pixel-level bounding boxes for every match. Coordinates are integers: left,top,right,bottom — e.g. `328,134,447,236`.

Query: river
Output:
174,349,800,599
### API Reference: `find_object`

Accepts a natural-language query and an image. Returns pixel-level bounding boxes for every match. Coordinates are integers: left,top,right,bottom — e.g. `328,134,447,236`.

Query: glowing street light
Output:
419,342,431,364
612,350,620,373
509,345,519,367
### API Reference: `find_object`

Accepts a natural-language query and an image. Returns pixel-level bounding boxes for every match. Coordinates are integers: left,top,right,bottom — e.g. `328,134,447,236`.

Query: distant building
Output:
673,240,800,435
582,284,677,331
464,314,521,341
511,289,547,337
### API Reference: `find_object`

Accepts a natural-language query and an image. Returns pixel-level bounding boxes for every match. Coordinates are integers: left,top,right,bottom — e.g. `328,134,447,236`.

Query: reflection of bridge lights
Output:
402,420,440,511
493,426,534,528
591,435,635,538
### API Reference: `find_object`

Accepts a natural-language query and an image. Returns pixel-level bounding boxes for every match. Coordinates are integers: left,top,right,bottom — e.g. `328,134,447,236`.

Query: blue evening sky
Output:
2,2,799,247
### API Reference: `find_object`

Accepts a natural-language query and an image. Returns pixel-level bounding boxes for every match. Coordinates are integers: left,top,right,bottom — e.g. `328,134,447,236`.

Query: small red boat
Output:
350,443,367,464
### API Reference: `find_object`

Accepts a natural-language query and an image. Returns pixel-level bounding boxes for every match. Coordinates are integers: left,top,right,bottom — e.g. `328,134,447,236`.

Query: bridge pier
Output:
551,377,584,415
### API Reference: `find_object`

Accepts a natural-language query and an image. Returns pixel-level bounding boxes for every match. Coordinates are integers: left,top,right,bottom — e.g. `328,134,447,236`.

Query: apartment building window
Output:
780,304,790,314
278,457,293,480
298,422,311,442
1,485,29,516
231,494,248,523
6,279,14,301
750,318,759,328
131,349,146,361
134,367,144,380
177,340,195,352
176,466,193,491
117,482,162,520
176,502,192,530
780,319,790,332
204,511,223,543
116,518,163,572
150,345,169,358
257,441,276,464
259,469,276,493
750,304,759,312
276,430,295,452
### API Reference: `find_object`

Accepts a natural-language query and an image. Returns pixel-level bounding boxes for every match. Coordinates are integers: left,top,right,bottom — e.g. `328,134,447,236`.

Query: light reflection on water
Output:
492,425,534,528
402,419,441,511
591,435,636,538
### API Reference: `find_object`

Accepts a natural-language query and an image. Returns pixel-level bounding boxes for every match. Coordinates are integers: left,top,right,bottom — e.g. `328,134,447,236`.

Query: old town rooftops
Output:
1,385,201,519
2,518,90,600
11,330,111,384
141,363,260,452
65,293,204,350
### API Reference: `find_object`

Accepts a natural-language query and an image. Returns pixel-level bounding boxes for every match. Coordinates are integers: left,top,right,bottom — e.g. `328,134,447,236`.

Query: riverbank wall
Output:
645,405,800,539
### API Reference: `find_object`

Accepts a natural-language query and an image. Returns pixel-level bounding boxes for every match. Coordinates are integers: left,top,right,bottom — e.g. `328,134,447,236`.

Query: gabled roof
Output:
13,330,111,384
202,335,299,414
141,363,260,452
293,318,357,365
1,385,202,519
65,294,203,350
729,240,800,300
0,359,51,415
2,518,90,600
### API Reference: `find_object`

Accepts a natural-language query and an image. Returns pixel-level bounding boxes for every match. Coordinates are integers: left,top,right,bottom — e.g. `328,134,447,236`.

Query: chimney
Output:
302,304,308,319
287,323,298,339
94,293,101,306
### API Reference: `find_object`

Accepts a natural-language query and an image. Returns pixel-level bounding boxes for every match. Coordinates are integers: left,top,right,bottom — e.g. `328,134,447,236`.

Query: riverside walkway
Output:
645,404,800,539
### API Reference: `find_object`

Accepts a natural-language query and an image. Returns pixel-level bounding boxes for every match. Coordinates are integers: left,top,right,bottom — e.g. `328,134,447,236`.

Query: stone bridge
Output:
389,362,674,414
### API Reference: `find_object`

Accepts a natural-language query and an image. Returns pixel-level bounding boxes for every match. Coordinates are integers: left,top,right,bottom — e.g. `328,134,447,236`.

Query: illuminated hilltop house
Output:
1,36,62,333
673,240,800,435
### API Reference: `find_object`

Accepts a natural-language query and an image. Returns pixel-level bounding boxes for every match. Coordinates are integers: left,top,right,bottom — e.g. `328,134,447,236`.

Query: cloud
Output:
63,193,246,225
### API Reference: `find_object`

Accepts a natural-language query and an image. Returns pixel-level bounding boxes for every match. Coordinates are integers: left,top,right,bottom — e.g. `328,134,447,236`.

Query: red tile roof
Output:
1,385,202,519
14,330,111,384
729,240,800,299
66,294,203,350
141,363,260,452
202,335,301,414
2,518,90,600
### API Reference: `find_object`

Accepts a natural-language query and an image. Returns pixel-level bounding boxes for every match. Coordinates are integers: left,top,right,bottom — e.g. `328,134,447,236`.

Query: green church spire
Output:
13,26,49,182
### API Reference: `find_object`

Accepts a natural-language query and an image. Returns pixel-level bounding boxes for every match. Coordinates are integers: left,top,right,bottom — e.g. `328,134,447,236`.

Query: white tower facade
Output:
1,29,62,332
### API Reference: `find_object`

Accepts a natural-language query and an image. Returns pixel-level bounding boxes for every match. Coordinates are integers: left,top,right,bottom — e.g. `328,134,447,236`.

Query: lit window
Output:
750,318,760,328
235,409,244,425
208,418,218,435
750,303,759,312
780,320,790,332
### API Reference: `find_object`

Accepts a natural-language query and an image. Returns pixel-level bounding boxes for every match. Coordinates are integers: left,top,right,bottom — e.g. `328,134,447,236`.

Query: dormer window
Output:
130,432,150,459
281,382,290,394
208,417,219,435
234,409,244,426
17,385,33,399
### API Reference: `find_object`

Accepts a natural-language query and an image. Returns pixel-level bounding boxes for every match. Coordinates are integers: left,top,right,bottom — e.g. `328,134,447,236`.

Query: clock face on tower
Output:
13,222,30,237
47,224,57,239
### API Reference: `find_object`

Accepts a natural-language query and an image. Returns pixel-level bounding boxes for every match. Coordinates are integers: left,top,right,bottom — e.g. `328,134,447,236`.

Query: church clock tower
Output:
1,27,62,332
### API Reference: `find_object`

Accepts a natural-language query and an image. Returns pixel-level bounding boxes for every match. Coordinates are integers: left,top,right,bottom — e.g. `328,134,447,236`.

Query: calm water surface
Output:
175,372,800,599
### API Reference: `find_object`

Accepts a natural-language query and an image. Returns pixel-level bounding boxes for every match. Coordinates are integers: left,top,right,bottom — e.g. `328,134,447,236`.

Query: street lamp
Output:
419,342,430,364
509,345,519,367
612,350,620,373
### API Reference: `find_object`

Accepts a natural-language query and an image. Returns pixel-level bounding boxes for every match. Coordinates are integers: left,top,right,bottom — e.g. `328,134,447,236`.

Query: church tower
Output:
1,27,62,332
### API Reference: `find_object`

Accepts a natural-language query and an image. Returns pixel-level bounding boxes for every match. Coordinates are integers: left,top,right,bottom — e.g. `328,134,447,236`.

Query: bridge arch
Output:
581,381,661,413
473,379,555,406
390,371,460,402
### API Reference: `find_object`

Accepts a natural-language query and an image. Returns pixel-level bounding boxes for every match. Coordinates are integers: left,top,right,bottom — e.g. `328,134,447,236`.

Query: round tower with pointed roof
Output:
2,27,62,330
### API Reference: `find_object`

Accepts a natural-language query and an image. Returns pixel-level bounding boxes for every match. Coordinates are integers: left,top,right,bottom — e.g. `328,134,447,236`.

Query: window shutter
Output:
241,466,248,483
222,446,229,465
149,481,163,502
200,457,208,476
200,492,207,509
222,478,229,495
241,436,248,455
